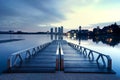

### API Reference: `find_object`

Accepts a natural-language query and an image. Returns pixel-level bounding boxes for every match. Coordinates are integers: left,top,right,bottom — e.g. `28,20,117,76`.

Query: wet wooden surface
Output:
8,40,115,73
9,41,58,73
62,41,115,73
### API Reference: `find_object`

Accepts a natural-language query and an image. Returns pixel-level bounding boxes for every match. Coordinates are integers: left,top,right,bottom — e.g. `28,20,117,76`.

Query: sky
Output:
0,0,120,32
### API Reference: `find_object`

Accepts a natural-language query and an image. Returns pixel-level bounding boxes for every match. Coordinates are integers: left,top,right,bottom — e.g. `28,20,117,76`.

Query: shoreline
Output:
0,39,24,43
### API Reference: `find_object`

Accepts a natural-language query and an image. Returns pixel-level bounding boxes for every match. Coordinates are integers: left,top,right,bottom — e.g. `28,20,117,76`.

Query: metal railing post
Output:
68,42,113,71
107,56,112,70
8,58,11,69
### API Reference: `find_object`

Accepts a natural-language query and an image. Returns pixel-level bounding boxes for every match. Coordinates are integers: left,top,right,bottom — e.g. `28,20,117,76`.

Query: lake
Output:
0,34,52,74
0,34,120,77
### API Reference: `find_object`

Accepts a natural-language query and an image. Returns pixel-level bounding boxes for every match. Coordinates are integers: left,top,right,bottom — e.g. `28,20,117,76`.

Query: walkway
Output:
61,40,114,73
8,40,58,73
7,40,115,73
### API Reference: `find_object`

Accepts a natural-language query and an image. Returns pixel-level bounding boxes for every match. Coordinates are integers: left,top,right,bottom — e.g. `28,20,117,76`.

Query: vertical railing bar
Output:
101,55,106,67
91,52,94,60
88,50,91,59
107,55,112,70
96,54,101,62
13,55,18,66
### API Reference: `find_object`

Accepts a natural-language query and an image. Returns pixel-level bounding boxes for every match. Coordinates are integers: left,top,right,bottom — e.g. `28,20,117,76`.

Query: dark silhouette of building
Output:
55,27,57,34
58,27,61,35
50,28,53,34
9,30,14,33
67,29,78,38
93,26,102,35
78,26,81,36
61,26,63,35
58,26,63,35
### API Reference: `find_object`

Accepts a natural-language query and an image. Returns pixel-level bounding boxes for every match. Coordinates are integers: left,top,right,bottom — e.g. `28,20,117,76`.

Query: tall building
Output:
61,26,63,35
58,26,63,35
50,28,53,34
79,26,81,31
58,27,61,35
78,26,81,36
55,27,57,34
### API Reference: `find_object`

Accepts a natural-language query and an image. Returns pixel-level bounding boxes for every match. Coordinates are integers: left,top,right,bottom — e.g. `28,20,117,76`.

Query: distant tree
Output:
93,26,101,35
110,23,119,35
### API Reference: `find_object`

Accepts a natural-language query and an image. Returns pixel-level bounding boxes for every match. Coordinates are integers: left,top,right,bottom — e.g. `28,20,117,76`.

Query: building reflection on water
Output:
66,34,120,47
92,36,120,46
50,34,63,40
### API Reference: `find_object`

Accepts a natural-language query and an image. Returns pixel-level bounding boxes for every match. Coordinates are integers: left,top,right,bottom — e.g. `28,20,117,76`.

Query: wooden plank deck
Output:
7,40,115,74
61,40,115,73
9,41,58,73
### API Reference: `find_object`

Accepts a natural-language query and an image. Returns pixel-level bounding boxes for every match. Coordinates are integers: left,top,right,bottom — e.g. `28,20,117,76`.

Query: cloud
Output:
0,0,120,32
0,0,68,32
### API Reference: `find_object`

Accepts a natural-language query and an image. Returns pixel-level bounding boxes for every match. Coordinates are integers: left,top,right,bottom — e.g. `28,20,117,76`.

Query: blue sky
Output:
0,0,120,32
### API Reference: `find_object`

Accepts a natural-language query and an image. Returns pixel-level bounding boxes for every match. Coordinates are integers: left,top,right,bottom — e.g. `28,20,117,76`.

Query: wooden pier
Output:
62,41,114,73
7,40,115,74
7,41,58,73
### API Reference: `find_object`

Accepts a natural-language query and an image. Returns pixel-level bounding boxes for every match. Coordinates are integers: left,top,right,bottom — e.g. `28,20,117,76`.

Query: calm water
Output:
0,34,120,77
0,34,52,73
64,36,120,77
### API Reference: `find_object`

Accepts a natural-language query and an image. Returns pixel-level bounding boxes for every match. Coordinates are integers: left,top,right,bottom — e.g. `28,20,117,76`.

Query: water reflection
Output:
0,34,52,73
50,34,63,40
67,35,120,47
92,36,120,47
65,34,120,77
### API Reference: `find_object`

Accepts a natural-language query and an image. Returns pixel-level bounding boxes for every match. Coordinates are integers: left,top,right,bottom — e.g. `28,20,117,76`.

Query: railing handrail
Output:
68,42,112,70
11,43,48,56
80,45,111,59
8,42,51,69
68,42,110,58
80,46,109,57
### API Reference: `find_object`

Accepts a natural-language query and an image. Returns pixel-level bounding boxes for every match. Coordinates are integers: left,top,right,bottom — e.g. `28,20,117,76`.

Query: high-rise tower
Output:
61,26,63,35
50,28,53,34
55,27,57,34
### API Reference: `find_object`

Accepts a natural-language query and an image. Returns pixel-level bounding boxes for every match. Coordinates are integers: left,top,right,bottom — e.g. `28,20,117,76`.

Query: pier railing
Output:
7,42,51,69
68,42,112,70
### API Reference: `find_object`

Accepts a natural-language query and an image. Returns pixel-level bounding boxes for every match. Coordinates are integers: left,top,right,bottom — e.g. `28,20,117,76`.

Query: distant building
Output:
67,30,78,38
93,22,120,35
17,31,22,34
61,26,63,35
78,26,81,36
55,27,57,34
81,30,88,34
93,26,101,35
57,26,64,35
50,26,64,35
58,27,61,35
79,26,81,32
9,30,14,33
77,26,89,36
50,28,53,34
